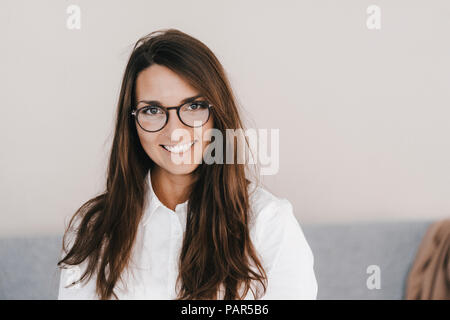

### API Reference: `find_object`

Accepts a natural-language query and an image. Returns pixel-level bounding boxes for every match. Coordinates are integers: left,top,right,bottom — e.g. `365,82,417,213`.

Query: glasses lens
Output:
138,106,167,131
179,101,210,127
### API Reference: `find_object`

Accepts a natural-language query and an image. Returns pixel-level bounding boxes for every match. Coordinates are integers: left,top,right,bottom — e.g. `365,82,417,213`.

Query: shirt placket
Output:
167,210,183,299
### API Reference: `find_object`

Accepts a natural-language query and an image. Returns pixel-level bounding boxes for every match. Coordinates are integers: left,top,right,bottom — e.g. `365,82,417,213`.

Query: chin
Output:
159,163,199,176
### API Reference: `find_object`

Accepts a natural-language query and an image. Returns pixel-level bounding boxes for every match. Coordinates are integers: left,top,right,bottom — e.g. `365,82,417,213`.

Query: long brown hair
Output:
57,28,267,300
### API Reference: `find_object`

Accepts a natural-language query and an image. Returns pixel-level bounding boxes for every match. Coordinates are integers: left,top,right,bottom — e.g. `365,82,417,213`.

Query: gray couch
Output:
0,220,433,299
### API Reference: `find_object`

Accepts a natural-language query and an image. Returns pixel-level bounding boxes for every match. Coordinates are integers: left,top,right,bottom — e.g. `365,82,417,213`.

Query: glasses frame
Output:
131,100,214,133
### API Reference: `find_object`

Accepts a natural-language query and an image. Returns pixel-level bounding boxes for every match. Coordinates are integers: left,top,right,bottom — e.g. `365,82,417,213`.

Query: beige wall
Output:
1,0,449,237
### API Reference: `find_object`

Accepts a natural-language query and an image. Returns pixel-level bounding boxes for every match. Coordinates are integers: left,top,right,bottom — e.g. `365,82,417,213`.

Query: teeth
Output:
162,140,196,153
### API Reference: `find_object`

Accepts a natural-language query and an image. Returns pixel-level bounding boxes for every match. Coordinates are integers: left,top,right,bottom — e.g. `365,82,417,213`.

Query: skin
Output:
135,64,214,211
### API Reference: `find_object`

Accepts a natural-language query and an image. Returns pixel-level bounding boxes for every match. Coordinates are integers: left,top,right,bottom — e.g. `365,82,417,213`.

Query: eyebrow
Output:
137,94,204,106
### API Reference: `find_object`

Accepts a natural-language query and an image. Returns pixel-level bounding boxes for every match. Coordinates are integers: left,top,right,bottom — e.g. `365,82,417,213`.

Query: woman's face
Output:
135,64,214,175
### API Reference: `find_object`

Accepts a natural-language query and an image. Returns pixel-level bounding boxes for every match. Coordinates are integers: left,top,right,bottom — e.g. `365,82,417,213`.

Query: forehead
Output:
135,64,199,105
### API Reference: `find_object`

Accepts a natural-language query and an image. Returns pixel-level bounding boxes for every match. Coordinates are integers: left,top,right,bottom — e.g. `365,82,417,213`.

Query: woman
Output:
57,28,318,300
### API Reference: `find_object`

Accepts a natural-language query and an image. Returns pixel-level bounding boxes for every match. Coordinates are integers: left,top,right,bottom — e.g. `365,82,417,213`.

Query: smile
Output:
160,140,197,153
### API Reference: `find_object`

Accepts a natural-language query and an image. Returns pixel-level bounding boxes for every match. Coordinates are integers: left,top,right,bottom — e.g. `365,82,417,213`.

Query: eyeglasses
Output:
131,100,213,133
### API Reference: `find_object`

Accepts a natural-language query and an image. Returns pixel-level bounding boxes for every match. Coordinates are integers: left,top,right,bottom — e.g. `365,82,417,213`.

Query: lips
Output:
160,140,197,153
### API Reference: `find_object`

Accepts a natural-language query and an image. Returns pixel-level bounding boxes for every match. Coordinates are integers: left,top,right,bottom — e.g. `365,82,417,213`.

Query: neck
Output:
151,166,194,211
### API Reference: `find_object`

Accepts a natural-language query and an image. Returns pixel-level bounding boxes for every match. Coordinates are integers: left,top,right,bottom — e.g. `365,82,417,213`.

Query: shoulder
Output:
247,182,297,244
247,181,314,268
246,183,318,299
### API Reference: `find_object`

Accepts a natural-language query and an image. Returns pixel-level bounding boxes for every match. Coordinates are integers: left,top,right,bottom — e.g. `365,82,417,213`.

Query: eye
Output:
187,101,207,111
144,106,164,115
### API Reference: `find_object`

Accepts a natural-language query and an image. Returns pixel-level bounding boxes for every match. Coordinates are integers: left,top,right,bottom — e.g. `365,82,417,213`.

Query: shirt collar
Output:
142,167,189,227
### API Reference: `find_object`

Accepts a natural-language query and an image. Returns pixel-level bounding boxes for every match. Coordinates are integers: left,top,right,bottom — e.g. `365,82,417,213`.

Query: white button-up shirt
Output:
58,168,318,299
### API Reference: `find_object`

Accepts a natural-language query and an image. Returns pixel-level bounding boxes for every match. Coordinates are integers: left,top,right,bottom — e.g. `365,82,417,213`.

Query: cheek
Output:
201,118,214,138
196,119,214,146
198,121,215,160
137,127,159,155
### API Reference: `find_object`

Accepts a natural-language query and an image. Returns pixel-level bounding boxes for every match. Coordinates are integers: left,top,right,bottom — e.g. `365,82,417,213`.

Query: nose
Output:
164,109,184,129
162,109,190,142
